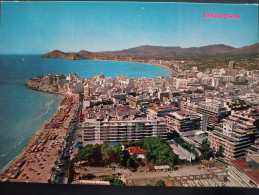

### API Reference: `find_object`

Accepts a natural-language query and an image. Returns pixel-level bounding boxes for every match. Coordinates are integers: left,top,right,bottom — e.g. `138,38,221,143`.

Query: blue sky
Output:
0,1,258,54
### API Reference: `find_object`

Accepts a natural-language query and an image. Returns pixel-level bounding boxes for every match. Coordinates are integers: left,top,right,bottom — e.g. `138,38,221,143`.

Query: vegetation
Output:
67,159,75,184
104,177,126,186
75,137,175,169
174,137,200,162
80,173,96,180
183,90,193,94
200,139,213,160
75,143,137,169
216,145,224,158
155,180,166,187
126,137,175,167
193,89,204,94
203,85,215,91
231,80,248,85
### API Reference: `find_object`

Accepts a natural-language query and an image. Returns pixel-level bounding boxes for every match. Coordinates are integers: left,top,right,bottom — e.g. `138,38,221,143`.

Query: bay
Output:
0,55,170,171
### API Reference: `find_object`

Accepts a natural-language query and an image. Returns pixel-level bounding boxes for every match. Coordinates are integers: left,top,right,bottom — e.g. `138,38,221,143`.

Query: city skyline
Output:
0,1,258,54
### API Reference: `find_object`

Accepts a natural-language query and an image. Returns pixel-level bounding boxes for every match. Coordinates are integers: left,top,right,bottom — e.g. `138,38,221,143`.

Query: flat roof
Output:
148,105,178,112
230,159,259,185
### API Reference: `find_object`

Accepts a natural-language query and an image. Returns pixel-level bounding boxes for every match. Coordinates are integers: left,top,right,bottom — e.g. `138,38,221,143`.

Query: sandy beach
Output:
102,59,177,75
0,59,173,183
0,95,79,183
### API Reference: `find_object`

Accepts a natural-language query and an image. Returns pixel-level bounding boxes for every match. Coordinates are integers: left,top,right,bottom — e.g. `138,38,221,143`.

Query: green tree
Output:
112,178,126,186
67,159,75,184
126,159,131,168
155,180,166,186
216,145,224,158
132,153,138,162
104,177,126,186
140,137,175,166
75,144,97,162
174,137,200,163
200,139,213,160
101,144,115,165
194,89,203,94
112,144,124,164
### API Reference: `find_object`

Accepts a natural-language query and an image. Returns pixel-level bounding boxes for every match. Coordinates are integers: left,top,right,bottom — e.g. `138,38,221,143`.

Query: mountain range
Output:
42,43,259,60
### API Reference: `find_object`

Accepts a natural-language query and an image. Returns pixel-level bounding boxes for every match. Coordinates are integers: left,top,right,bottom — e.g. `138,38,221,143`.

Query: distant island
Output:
42,43,259,61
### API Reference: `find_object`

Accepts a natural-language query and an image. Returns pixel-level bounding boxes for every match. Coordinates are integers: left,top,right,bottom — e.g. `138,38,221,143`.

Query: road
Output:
52,103,82,184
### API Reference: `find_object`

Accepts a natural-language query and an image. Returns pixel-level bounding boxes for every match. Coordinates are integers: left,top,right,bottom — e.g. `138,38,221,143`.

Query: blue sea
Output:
0,55,170,171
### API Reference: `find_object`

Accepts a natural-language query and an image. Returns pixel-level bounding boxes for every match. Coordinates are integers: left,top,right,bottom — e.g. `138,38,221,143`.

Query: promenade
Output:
0,95,79,183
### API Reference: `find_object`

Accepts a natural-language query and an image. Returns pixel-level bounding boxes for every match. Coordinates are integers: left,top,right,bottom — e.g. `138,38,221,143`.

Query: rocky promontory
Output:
26,76,60,94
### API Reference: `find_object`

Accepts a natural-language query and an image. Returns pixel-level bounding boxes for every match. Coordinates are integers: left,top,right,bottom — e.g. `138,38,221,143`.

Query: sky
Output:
0,1,258,54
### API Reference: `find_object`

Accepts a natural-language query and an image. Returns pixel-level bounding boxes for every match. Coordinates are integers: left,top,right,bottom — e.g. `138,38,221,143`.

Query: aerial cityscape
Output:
1,44,259,186
0,1,258,188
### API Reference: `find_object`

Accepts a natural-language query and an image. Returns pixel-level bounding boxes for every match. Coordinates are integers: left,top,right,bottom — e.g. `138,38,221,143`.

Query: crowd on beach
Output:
0,95,79,183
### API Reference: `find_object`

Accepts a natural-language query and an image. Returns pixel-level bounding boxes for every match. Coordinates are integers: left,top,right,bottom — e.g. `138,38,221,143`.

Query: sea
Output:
0,55,171,172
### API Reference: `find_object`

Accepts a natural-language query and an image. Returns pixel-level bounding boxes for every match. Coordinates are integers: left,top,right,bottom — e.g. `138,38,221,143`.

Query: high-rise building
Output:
209,113,258,160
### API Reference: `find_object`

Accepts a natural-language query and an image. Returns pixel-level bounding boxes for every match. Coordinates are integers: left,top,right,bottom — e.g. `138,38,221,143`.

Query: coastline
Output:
0,58,172,182
100,59,176,75
0,89,79,183
0,93,65,175
41,55,177,76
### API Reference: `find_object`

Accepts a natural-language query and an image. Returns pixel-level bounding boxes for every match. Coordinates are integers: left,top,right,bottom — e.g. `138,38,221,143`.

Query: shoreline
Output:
99,59,176,75
0,59,173,181
0,91,79,183
41,55,177,76
0,86,70,182
0,93,64,175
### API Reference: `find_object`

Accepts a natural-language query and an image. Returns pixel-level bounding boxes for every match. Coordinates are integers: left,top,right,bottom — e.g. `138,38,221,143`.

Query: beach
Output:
0,94,79,183
0,57,171,183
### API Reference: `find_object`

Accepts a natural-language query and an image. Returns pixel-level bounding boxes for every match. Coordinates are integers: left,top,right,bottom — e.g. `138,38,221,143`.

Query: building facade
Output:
82,118,167,142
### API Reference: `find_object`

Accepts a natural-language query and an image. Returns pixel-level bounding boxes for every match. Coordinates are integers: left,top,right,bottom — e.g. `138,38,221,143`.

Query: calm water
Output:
0,55,170,171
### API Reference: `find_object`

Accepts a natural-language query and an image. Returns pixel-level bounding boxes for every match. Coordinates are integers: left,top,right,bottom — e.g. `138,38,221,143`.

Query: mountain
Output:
42,43,259,60
103,44,235,58
42,50,76,60
226,43,259,55
42,50,109,60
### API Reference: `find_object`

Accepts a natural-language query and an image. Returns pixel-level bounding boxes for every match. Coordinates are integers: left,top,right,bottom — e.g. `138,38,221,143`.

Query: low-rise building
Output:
125,146,146,159
228,155,259,187
147,105,179,119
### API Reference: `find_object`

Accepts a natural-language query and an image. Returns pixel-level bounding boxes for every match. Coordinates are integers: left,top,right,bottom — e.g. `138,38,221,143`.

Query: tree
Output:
126,159,131,168
75,144,96,162
101,144,115,165
216,145,224,158
104,177,126,186
112,178,126,186
200,139,213,160
155,180,166,186
132,153,138,162
174,137,200,163
194,89,203,94
140,137,175,166
112,144,124,164
67,159,75,184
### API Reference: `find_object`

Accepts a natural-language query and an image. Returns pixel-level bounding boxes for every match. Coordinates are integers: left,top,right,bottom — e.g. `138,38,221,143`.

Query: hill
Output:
42,43,259,60
103,44,235,58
